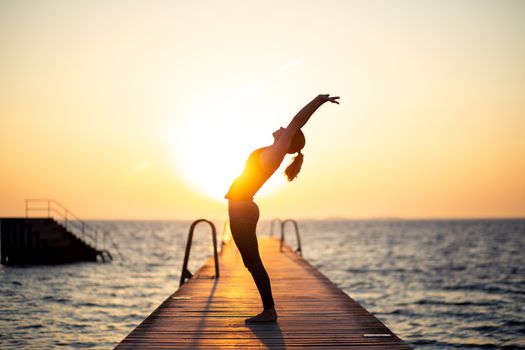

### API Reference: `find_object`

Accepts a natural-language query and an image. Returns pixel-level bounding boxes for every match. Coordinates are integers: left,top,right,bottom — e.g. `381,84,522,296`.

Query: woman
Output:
225,94,340,322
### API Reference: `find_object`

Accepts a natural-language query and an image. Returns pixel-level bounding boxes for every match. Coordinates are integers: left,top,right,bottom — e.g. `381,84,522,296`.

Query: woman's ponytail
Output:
284,151,304,181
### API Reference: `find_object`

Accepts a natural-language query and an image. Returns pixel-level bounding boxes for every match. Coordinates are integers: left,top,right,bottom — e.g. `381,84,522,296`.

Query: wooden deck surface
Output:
116,237,412,349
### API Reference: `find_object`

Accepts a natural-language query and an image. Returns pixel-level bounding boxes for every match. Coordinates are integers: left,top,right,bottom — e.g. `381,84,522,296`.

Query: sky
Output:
1,0,524,220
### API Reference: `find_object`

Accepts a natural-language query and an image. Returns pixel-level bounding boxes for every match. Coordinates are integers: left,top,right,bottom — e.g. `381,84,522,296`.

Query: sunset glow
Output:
166,85,291,201
1,1,524,220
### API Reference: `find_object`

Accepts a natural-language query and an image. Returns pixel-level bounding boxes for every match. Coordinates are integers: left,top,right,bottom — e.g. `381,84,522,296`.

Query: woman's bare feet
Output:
245,308,277,323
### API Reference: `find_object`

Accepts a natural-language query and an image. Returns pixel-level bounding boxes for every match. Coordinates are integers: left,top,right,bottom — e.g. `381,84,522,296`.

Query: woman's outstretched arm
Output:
286,94,339,134
260,94,339,172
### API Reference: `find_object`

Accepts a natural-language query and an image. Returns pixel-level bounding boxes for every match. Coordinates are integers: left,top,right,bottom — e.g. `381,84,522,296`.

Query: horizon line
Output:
3,215,524,222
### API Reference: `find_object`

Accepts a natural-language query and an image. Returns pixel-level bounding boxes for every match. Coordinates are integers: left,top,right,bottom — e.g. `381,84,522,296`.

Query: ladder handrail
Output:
279,219,302,256
180,219,219,286
220,220,231,252
269,218,282,238
102,230,125,261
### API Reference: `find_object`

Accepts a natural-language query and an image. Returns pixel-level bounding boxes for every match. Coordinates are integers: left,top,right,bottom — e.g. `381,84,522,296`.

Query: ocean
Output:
1,219,524,349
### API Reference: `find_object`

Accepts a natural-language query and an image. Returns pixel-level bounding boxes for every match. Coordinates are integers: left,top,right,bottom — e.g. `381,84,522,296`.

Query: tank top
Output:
225,147,274,201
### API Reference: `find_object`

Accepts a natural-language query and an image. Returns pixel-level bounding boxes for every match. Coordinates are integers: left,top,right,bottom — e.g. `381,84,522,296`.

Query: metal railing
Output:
180,219,219,286
269,218,282,238
279,219,302,256
220,220,231,252
25,199,119,260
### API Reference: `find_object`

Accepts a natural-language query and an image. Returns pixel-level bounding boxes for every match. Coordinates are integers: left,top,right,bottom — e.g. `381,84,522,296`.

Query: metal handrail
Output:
180,219,219,286
102,231,125,261
279,219,302,256
24,199,116,257
269,218,282,238
220,220,231,252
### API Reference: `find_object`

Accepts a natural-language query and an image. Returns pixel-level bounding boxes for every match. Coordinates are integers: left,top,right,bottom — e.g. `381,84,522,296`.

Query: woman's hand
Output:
316,94,340,104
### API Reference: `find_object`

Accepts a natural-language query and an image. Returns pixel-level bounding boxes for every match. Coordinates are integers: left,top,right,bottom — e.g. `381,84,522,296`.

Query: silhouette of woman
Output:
225,94,340,322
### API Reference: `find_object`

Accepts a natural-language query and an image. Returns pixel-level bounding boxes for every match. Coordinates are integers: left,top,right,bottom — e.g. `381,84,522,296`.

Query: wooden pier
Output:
116,237,412,349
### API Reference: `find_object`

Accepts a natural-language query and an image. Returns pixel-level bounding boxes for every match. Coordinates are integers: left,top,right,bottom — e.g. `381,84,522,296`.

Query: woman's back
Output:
225,147,273,201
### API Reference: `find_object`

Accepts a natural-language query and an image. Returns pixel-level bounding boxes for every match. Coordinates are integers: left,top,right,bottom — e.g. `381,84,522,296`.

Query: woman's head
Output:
287,129,305,154
283,129,306,181
272,128,305,154
272,127,285,141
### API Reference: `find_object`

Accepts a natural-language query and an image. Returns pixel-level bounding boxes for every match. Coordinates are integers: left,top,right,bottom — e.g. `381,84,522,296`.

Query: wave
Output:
413,299,501,307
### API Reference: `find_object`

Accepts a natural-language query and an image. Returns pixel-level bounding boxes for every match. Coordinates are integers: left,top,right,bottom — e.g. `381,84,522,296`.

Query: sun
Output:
168,105,286,201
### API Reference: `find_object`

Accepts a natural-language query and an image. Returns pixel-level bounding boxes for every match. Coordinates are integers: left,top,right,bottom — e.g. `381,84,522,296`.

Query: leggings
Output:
228,200,275,310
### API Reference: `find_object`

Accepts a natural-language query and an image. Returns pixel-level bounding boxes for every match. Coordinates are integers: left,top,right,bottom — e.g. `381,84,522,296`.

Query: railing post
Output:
180,219,219,286
280,219,302,256
47,200,50,218
220,220,230,252
270,218,282,238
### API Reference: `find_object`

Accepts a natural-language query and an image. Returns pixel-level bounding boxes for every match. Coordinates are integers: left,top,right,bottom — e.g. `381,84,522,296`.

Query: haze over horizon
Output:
1,0,524,220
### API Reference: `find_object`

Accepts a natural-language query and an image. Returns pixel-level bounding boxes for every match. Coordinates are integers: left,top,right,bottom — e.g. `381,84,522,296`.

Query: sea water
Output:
1,219,524,349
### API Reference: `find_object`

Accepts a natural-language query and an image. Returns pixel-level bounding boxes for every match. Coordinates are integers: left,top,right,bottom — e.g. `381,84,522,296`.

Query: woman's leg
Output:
228,201,275,312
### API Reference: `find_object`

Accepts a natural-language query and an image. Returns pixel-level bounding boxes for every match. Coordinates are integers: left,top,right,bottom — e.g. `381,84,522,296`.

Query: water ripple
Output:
1,219,525,349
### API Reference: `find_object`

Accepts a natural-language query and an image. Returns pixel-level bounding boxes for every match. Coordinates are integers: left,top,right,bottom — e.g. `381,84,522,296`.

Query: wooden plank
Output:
116,237,412,349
